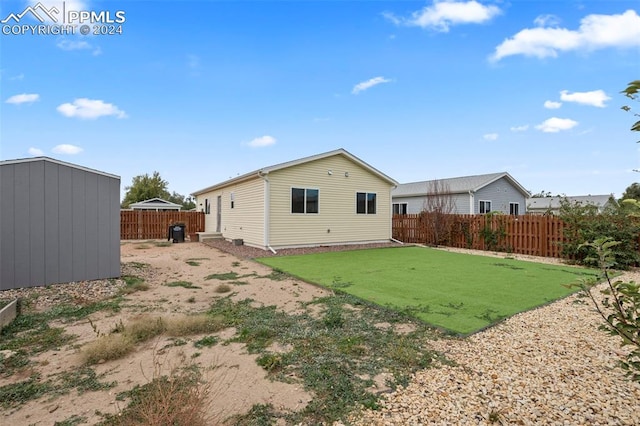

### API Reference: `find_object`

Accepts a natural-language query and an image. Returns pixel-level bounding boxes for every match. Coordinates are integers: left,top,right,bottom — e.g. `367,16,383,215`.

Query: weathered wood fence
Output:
393,213,566,258
121,211,205,240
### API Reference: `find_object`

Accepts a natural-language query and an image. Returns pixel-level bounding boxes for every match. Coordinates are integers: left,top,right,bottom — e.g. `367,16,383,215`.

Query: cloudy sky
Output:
1,0,639,199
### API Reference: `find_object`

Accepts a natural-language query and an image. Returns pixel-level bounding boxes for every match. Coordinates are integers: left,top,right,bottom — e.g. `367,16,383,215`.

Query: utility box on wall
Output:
0,157,121,290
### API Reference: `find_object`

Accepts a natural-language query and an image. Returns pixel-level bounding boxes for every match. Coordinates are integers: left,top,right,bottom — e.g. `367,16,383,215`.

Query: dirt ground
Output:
1,240,338,425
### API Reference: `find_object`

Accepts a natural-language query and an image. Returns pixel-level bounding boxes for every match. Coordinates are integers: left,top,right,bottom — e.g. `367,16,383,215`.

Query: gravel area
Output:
352,270,640,425
203,238,401,258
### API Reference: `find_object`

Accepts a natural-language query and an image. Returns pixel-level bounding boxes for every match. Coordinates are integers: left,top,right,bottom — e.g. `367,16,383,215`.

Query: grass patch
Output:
207,295,441,424
215,284,232,293
258,246,599,334
82,315,226,365
204,272,244,281
154,241,172,247
185,258,209,267
165,281,201,289
99,358,215,426
120,275,149,294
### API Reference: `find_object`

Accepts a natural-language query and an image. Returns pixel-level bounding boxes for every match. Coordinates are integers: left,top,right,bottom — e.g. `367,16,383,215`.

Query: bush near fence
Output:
121,211,205,240
393,213,566,258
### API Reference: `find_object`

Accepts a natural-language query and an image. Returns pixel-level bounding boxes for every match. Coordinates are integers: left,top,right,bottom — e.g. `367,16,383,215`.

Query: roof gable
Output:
192,148,397,195
129,198,182,208
393,172,529,197
0,156,119,179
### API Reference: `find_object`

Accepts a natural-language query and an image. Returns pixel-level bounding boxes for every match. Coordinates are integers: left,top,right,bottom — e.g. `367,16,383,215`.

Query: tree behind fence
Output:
392,213,566,258
121,211,205,240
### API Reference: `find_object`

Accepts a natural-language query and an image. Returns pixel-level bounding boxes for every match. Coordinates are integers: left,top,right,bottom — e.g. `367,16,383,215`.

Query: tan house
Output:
191,149,398,251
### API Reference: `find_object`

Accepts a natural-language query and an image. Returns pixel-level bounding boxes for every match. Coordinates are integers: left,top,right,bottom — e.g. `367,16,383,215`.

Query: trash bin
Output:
168,224,186,243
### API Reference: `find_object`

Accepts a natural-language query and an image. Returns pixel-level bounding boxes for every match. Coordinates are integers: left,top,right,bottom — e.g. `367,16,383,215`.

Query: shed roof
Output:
191,148,398,195
0,156,119,179
128,198,183,209
393,172,529,197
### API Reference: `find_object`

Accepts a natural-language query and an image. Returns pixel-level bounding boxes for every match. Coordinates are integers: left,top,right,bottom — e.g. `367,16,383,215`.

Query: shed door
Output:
216,196,222,232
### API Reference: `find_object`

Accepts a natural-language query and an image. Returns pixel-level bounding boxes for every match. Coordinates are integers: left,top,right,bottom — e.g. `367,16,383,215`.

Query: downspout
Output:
258,172,277,254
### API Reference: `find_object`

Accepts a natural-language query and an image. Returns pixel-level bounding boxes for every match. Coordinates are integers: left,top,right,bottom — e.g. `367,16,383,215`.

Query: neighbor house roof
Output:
392,172,530,198
128,198,183,210
191,148,398,196
527,194,614,211
0,156,119,179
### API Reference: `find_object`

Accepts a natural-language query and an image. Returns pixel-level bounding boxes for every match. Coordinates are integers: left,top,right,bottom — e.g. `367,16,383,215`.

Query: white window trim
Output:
479,200,492,214
290,187,320,214
392,203,407,215
509,202,519,215
356,191,377,215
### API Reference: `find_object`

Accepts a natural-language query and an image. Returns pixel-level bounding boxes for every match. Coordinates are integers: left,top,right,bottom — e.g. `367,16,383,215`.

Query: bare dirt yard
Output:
1,240,640,425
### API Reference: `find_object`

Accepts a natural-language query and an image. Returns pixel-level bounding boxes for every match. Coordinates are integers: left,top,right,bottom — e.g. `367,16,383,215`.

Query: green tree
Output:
621,79,640,139
121,171,170,208
621,183,640,201
166,191,196,211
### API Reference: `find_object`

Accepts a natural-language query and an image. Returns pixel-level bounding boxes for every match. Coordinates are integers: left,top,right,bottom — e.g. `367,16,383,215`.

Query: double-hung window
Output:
291,188,319,214
393,203,407,215
479,200,491,214
356,192,376,214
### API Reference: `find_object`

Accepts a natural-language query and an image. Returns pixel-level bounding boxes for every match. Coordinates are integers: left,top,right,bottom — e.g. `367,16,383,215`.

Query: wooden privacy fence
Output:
121,211,205,240
393,213,566,258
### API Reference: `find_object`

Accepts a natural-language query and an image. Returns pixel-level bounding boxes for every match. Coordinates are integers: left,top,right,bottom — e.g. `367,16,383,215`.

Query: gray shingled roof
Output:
393,172,529,197
527,195,614,210
192,148,398,196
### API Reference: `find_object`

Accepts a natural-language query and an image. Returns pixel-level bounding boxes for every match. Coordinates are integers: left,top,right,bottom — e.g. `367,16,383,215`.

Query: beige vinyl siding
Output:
195,177,266,247
267,155,392,248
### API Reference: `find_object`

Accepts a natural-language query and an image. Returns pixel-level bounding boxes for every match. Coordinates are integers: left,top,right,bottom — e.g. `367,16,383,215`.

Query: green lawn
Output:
257,246,599,334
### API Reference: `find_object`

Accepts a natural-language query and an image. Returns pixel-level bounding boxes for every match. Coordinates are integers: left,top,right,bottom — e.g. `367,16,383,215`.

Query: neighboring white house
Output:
392,172,530,215
191,148,398,251
128,198,182,211
527,194,615,215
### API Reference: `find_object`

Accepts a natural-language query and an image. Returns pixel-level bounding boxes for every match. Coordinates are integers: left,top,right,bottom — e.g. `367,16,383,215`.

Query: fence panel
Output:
393,213,566,258
120,211,205,240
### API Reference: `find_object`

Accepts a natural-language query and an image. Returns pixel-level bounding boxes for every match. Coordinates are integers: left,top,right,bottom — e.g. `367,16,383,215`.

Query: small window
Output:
204,198,211,214
357,192,377,214
230,193,235,209
479,200,491,214
393,203,407,215
509,202,519,215
291,188,319,214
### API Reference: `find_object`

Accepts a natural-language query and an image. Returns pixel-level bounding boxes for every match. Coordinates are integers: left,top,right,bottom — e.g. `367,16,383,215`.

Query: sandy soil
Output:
1,240,333,425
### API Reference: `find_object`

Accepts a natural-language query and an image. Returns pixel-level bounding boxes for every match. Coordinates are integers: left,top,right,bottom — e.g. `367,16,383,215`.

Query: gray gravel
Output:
353,269,640,425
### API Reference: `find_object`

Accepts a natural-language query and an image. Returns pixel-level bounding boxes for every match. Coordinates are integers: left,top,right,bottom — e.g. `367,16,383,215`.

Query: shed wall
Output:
0,159,120,290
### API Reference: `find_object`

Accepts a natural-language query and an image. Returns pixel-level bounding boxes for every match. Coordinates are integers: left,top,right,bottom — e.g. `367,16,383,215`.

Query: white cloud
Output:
6,93,39,104
544,100,562,109
28,147,44,156
510,124,529,132
483,133,499,141
57,98,127,119
535,117,578,133
52,144,83,154
491,9,640,61
352,76,391,94
385,0,501,32
533,14,561,28
57,39,102,55
559,89,611,107
247,135,276,148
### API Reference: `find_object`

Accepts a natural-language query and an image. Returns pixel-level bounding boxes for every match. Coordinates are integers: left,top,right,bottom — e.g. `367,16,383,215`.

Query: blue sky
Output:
1,0,639,200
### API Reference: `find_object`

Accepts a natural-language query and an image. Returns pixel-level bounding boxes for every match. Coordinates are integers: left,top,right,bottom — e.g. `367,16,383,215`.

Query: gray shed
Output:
0,157,121,290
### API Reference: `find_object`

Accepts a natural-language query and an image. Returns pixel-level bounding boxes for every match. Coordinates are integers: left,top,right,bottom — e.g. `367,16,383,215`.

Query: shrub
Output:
559,198,640,269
